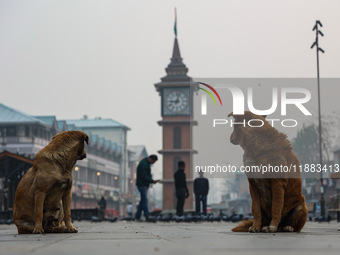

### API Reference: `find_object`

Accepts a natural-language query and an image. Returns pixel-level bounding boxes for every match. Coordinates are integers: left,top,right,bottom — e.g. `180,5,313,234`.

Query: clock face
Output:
165,90,189,113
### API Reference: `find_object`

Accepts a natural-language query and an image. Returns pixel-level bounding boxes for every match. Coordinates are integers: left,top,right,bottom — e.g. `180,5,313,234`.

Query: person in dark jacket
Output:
194,170,209,215
174,161,189,216
135,154,160,220
98,196,107,210
98,196,107,220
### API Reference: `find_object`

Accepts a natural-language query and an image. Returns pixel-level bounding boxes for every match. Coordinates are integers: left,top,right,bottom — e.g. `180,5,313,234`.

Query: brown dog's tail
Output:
232,219,253,232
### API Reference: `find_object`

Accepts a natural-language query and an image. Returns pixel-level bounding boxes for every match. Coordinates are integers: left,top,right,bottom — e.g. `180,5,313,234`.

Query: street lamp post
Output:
74,166,79,209
311,20,325,217
97,171,101,198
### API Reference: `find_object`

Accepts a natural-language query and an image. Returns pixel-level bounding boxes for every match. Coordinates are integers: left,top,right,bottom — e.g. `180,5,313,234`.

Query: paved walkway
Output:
1,221,340,255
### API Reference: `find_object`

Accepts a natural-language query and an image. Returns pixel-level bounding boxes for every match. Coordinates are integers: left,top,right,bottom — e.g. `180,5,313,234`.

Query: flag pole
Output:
174,7,177,38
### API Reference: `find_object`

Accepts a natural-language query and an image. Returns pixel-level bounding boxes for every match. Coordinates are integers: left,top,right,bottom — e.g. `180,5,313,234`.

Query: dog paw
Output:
33,227,44,234
70,227,78,233
283,226,294,232
249,225,261,233
65,226,78,233
262,225,277,233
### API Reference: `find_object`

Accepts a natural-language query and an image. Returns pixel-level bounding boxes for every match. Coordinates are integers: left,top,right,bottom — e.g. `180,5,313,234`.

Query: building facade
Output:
65,118,130,196
0,103,131,214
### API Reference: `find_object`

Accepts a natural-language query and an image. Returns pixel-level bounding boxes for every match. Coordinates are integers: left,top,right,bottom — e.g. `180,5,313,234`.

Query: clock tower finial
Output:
161,9,190,82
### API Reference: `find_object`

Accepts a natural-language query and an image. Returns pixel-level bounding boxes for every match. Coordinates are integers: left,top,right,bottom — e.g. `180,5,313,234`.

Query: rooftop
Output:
0,103,47,126
128,145,148,162
66,118,130,130
34,116,57,127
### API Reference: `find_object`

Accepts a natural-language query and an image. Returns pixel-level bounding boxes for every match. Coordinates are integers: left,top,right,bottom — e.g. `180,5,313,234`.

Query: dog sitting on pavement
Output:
228,111,307,233
14,131,88,234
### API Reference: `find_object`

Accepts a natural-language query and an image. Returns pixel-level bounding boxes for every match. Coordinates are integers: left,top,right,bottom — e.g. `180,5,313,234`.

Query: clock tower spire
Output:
161,38,190,82
155,12,197,212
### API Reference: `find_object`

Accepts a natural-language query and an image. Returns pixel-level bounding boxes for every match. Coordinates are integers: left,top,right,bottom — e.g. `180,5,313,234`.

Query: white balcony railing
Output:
0,136,50,147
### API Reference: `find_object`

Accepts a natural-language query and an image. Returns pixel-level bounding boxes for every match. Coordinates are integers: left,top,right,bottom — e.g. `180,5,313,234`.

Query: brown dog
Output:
228,112,307,233
13,131,89,234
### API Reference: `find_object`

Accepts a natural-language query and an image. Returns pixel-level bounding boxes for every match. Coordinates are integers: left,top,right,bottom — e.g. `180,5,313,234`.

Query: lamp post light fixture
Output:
97,171,101,198
311,20,325,217
74,166,79,209
114,175,119,189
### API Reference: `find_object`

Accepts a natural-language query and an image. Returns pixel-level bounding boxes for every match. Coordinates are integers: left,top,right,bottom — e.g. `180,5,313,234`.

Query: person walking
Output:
194,170,209,215
174,161,189,216
135,154,160,221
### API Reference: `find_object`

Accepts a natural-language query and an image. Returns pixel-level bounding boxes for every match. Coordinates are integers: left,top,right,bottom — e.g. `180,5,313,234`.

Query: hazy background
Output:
1,0,340,200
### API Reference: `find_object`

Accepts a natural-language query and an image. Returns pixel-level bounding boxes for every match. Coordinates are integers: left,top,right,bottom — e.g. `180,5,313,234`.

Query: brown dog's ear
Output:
228,112,234,118
262,115,267,118
84,134,89,145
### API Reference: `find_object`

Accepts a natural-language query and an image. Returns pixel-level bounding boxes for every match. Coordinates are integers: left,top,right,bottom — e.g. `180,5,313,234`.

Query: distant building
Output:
0,104,55,157
0,151,33,211
65,118,130,195
0,103,131,213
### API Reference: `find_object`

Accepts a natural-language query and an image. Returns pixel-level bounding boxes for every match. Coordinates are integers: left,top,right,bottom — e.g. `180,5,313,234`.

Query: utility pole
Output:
74,166,79,209
311,20,325,217
97,171,101,198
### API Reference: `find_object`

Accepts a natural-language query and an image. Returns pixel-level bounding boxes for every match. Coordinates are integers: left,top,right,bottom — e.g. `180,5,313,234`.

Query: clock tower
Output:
155,35,196,211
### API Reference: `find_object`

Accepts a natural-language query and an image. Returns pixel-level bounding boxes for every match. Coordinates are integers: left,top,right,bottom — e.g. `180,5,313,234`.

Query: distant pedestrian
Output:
194,170,209,215
98,196,107,220
135,154,160,221
174,161,189,216
126,202,133,217
98,196,106,210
